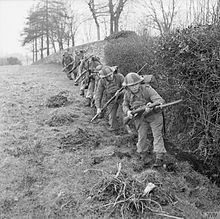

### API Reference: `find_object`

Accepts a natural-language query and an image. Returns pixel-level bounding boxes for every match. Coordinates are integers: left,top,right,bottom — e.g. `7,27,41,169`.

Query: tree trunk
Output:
58,40,63,51
67,37,70,48
51,40,56,53
114,17,119,33
46,0,50,56
88,0,101,40
49,31,56,53
41,33,44,59
32,41,35,63
109,0,114,34
96,21,101,40
71,34,75,47
35,37,38,62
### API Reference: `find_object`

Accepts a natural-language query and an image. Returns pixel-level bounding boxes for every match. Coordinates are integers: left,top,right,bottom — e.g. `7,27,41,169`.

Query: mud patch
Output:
90,146,115,165
113,133,137,147
46,90,71,108
58,128,100,152
46,110,79,127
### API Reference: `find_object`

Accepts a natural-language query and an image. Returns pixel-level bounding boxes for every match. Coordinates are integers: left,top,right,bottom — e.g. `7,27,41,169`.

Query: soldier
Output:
122,72,167,167
95,66,124,131
72,50,82,84
77,50,88,96
84,57,102,107
62,51,74,80
62,52,74,80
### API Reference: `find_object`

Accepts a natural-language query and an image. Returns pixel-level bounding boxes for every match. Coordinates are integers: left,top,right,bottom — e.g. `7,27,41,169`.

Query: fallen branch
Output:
155,212,184,219
115,162,122,178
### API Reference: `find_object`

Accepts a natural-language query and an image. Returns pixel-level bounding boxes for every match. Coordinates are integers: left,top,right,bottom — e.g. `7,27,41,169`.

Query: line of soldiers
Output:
62,49,168,168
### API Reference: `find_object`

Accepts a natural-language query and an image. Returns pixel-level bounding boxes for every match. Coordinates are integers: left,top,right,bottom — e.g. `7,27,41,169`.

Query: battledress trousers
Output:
95,73,124,130
123,84,167,156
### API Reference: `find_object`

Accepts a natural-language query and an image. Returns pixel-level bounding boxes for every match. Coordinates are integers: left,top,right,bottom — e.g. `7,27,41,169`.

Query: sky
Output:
0,0,93,59
0,0,213,59
0,0,137,59
0,0,35,57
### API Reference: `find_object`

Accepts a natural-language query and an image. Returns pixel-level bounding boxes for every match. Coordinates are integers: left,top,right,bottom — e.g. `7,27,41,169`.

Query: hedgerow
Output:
104,26,220,171
104,31,155,76
153,25,220,165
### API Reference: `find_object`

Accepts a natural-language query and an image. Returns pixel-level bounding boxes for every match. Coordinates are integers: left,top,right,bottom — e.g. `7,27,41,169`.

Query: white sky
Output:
0,0,216,58
0,0,96,58
0,0,35,57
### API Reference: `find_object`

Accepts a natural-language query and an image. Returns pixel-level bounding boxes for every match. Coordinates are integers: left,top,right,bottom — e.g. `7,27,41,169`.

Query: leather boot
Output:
79,90,84,96
85,98,91,107
140,152,153,165
90,99,95,107
153,153,166,168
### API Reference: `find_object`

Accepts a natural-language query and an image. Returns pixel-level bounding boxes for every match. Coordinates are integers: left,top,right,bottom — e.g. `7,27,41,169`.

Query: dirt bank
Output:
0,64,219,219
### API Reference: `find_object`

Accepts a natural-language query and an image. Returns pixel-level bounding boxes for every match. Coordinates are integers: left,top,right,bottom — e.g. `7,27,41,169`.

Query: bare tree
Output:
22,0,83,60
88,0,107,40
86,0,130,38
186,0,220,25
108,0,129,34
142,0,177,36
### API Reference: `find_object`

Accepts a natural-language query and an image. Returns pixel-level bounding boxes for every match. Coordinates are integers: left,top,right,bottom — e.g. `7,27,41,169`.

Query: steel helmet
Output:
63,51,68,56
95,64,103,72
99,66,114,78
122,72,144,87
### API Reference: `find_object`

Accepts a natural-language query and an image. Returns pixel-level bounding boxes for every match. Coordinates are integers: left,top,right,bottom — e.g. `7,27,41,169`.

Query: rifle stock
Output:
124,99,182,125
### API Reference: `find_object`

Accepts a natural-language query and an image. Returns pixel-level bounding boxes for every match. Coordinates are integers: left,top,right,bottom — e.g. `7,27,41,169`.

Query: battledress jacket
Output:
123,84,165,122
95,73,124,109
62,55,74,67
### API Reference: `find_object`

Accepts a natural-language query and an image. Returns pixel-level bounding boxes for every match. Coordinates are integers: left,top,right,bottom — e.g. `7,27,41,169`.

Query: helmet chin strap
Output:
105,74,114,82
129,86,140,94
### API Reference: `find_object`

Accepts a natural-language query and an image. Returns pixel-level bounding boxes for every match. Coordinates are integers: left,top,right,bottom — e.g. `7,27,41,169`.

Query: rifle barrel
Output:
155,99,182,109
123,99,182,125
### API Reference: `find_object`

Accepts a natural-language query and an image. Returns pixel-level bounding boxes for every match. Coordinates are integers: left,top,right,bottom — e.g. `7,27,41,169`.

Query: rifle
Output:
90,86,124,122
124,99,182,125
74,69,89,83
62,61,74,72
90,62,150,122
73,55,95,83
72,55,99,83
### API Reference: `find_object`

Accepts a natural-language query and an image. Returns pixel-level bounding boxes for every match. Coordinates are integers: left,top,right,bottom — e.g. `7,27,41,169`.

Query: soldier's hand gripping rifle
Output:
62,61,74,72
72,54,93,72
74,55,94,83
90,86,124,122
123,99,183,125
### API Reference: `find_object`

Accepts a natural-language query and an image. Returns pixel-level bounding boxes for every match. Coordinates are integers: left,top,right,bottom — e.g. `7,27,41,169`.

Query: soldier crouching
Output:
122,72,167,167
95,66,124,131
62,51,74,80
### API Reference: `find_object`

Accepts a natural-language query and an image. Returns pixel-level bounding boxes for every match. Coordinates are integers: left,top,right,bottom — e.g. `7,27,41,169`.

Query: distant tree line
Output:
21,0,75,62
21,0,220,63
0,57,22,66
21,0,130,63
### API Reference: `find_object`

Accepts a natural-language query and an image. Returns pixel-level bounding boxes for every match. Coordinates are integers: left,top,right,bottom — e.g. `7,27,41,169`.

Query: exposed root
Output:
87,164,180,218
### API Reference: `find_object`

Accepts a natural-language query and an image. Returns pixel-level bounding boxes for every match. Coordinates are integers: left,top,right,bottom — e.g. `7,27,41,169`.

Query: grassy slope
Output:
0,64,219,219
